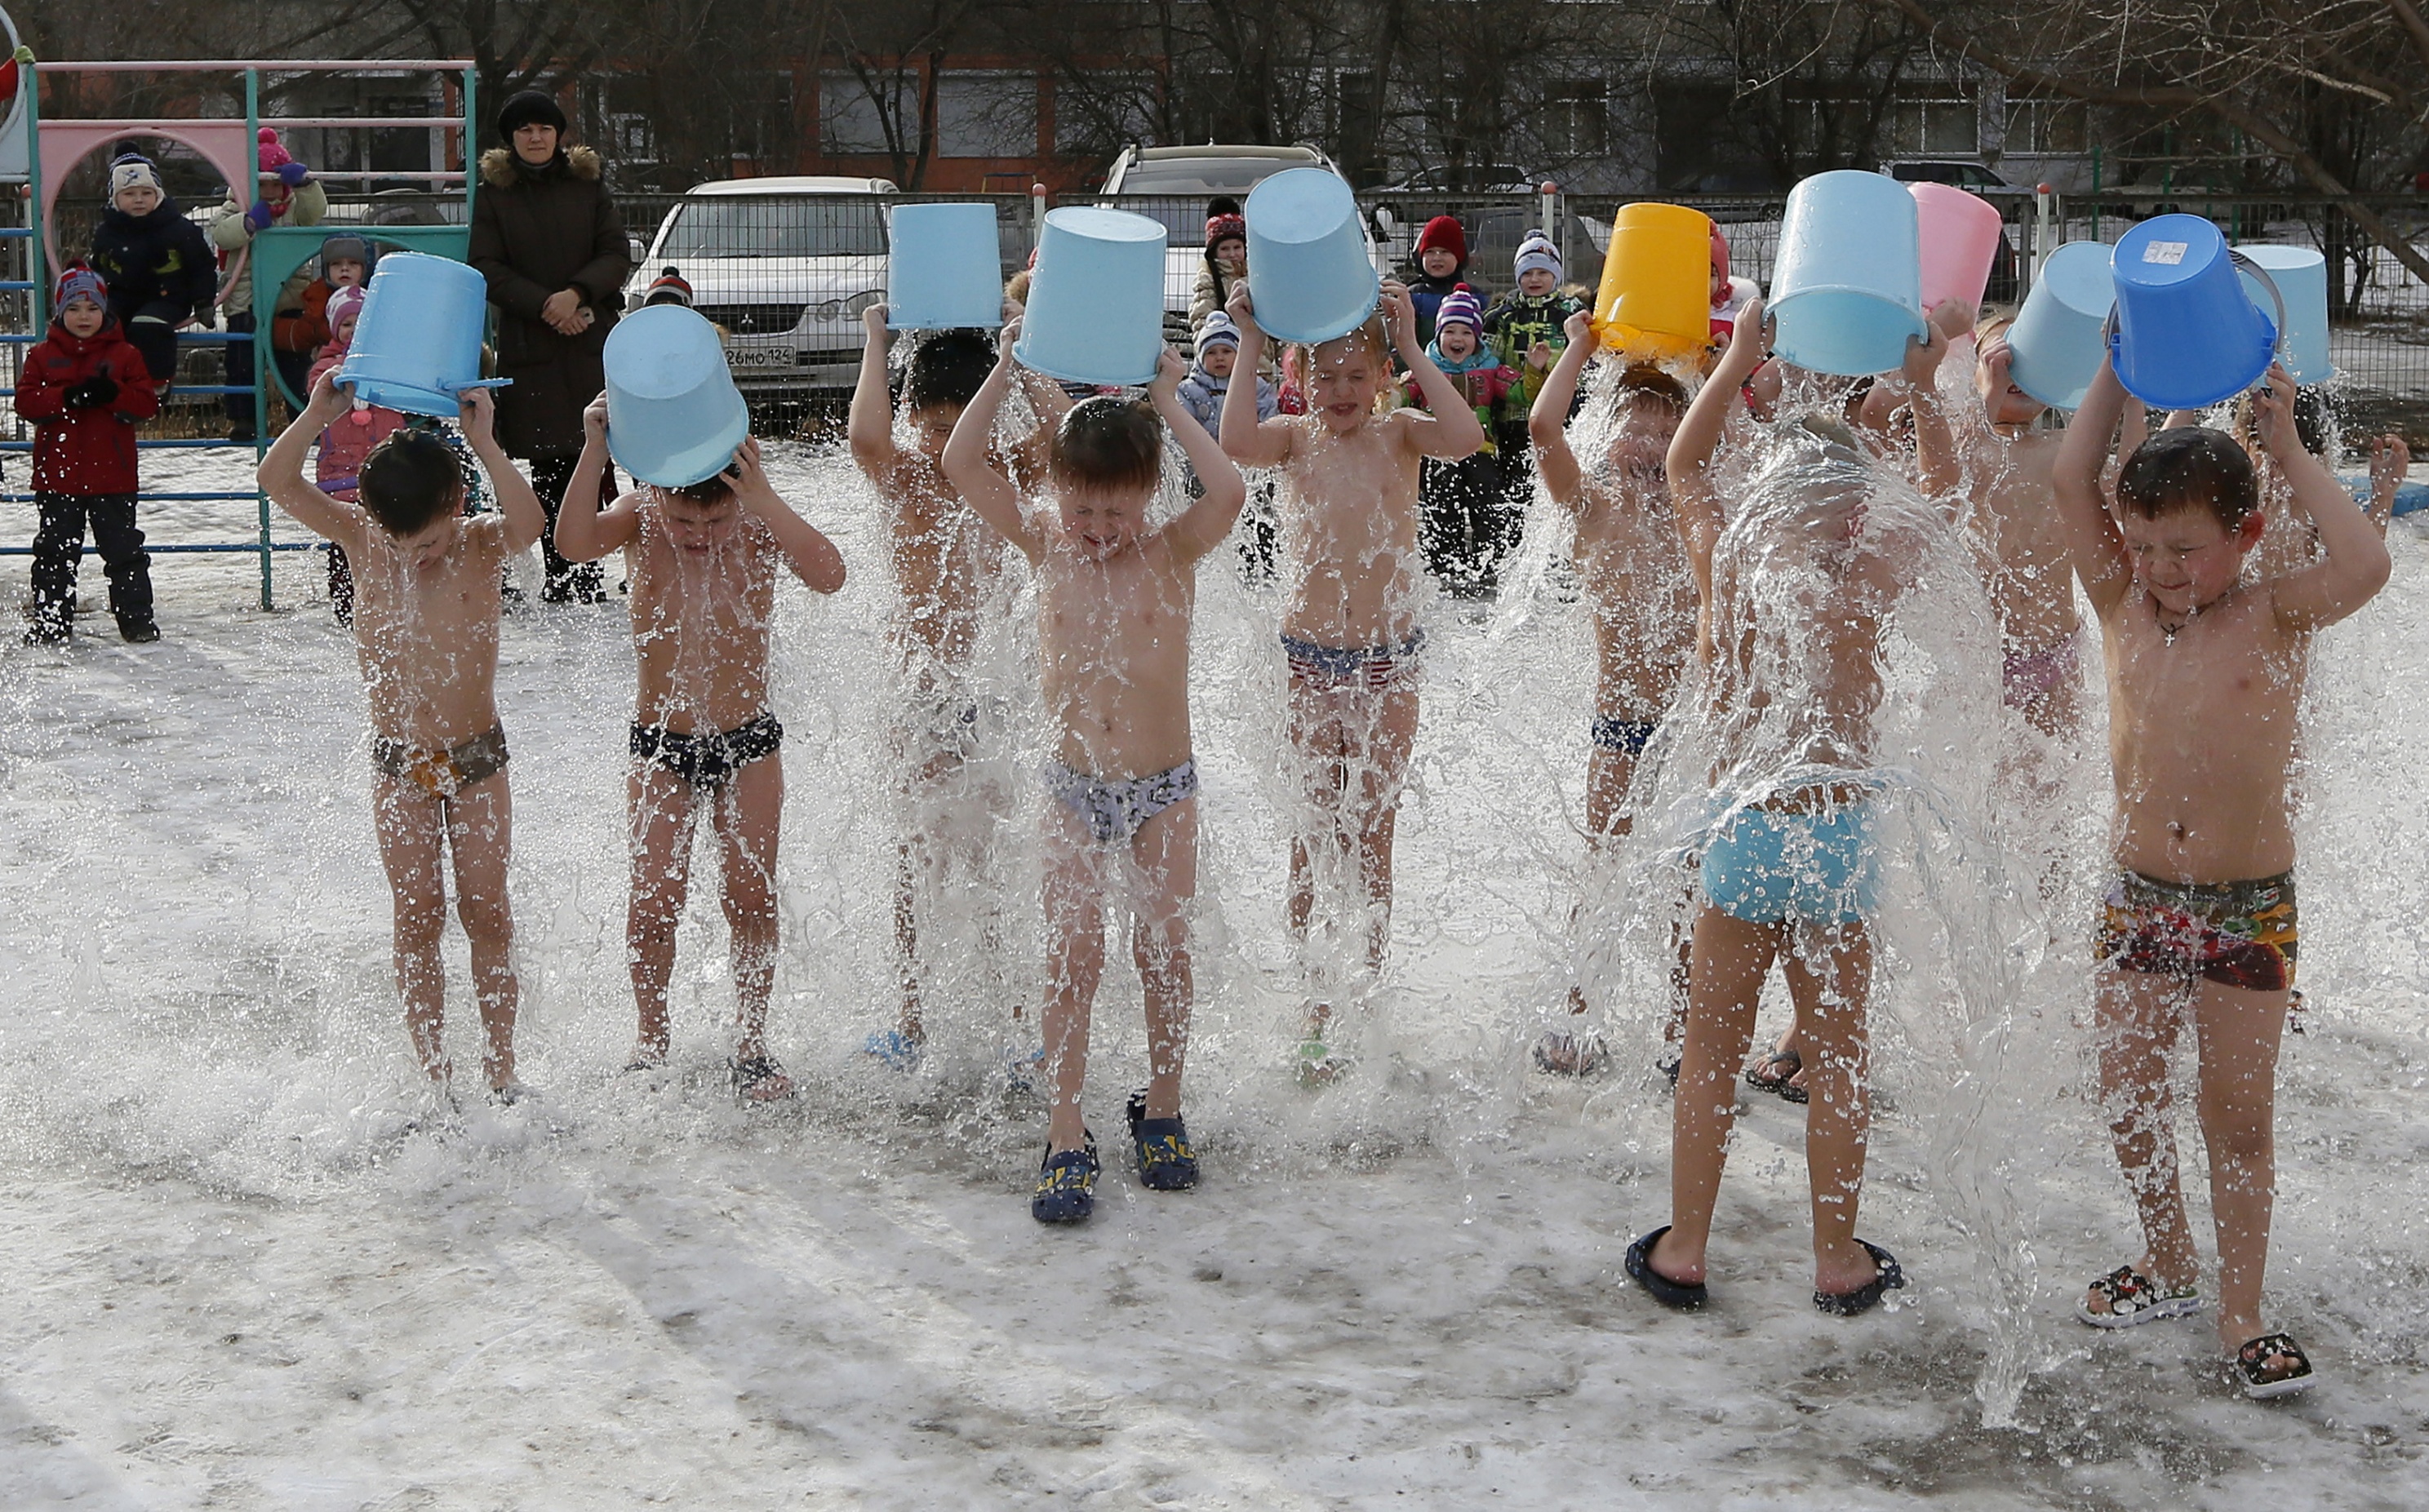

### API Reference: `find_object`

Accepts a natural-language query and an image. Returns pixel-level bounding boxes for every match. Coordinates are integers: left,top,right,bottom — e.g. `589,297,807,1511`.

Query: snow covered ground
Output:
0,442,2425,1510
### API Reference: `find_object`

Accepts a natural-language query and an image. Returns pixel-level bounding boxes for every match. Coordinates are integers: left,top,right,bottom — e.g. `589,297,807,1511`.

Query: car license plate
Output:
725,345,795,370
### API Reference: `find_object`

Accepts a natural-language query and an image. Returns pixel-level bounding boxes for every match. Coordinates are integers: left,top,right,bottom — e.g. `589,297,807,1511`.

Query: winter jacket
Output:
207,180,330,317
17,317,160,494
1406,267,1485,347
1176,362,1278,438
468,144,630,458
307,336,406,500
89,200,217,321
1400,344,1515,453
1481,289,1589,427
274,277,350,355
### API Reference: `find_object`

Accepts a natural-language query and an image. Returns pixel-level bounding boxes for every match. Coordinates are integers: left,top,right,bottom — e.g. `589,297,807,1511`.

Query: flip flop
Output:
1624,1226,1709,1311
1744,1049,1809,1105
729,1053,795,1103
2076,1262,2200,1328
1814,1238,1904,1316
2233,1332,2316,1400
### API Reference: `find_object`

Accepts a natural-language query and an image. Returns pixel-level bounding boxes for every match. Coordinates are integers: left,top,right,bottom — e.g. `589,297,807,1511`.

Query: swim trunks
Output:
2002,635,2080,712
629,712,784,792
1699,798,1881,926
1281,628,1426,691
2094,870,2298,992
1590,714,1659,757
1045,757,1199,845
373,725,509,797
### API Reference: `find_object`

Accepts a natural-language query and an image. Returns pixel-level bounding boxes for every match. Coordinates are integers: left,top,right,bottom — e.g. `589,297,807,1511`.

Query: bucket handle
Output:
2226,251,2288,363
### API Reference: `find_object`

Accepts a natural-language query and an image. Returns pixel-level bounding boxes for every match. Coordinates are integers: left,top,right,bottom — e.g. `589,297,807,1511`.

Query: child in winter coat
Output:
305,283,407,623
273,234,371,374
1188,200,1246,327
1482,231,1590,513
208,127,327,438
1405,215,1485,346
1179,311,1284,579
87,153,218,389
17,266,162,645
1401,286,1518,596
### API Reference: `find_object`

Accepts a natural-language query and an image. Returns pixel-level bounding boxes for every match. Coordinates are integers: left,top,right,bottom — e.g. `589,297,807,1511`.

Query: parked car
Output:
1098,144,1383,341
620,175,897,392
1881,159,2018,193
1378,162,1543,194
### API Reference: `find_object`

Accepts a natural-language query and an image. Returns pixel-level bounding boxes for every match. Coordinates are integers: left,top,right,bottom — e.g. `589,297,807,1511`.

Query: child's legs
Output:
2095,966,2197,1288
29,496,87,620
1285,681,1351,942
1786,920,1877,1283
444,772,518,1085
222,313,255,427
891,751,963,1036
371,776,452,1081
626,767,700,1058
84,496,153,622
1128,797,1199,1121
1040,805,1109,1152
2191,979,2289,1347
1659,903,1780,1278
709,757,784,1056
1351,684,1419,969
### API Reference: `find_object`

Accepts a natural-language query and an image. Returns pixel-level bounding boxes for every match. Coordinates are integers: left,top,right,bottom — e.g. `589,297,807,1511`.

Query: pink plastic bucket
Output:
1910,183,2004,321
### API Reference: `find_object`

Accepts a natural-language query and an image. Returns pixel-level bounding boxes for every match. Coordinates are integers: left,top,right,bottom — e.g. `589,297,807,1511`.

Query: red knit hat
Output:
256,126,294,173
1205,213,1246,253
1417,215,1468,265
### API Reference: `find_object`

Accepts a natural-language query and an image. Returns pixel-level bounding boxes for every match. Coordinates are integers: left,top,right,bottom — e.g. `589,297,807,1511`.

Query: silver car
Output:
621,175,896,392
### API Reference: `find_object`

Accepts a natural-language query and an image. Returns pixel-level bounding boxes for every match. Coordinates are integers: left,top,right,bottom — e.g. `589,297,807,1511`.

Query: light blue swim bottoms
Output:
1699,799,1881,925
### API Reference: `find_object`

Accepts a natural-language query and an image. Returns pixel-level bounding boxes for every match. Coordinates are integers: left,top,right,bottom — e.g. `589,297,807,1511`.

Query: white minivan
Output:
621,175,897,391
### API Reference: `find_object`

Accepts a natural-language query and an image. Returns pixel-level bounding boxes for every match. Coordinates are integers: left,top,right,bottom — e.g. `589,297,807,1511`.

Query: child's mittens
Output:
275,162,311,188
244,200,276,233
63,375,120,410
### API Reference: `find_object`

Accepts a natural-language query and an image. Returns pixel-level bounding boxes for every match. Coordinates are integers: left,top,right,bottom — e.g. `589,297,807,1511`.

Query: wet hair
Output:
2117,426,2258,530
666,469,735,507
1614,365,1689,415
1050,396,1161,493
357,430,464,535
901,328,996,413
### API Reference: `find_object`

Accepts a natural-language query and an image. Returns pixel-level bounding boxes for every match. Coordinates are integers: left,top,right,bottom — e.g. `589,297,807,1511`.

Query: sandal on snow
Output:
2075,1263,2200,1328
1744,1049,1809,1105
1532,1031,1607,1076
1624,1226,1709,1311
1126,1090,1200,1192
1814,1239,1905,1317
1032,1133,1100,1224
2232,1332,2317,1400
728,1053,796,1102
862,1028,923,1074
1295,1037,1349,1088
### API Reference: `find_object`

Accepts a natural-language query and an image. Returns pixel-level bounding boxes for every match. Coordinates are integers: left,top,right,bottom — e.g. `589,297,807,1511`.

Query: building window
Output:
1549,80,1607,158
936,72,1037,159
1891,95,1978,156
2005,99,2088,154
1056,76,1156,155
819,73,892,155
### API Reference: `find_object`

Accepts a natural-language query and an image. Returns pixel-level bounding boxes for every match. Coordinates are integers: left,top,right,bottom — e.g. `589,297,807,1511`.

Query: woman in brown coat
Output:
468,90,631,601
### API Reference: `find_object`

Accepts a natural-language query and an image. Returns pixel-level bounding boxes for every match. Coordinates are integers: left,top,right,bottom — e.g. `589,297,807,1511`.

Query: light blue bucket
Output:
887,202,1003,330
1013,206,1167,386
2108,215,2279,411
1244,167,1379,346
2236,244,2330,384
604,304,751,488
2005,241,2116,410
334,252,508,419
1767,171,1928,377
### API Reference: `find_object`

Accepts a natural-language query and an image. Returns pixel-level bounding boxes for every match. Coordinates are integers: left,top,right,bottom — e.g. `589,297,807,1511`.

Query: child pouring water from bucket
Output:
556,307,847,1102
259,372,547,1105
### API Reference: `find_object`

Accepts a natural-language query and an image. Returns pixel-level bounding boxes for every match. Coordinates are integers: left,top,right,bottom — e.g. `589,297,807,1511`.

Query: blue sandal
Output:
1031,1133,1099,1224
1126,1091,1200,1191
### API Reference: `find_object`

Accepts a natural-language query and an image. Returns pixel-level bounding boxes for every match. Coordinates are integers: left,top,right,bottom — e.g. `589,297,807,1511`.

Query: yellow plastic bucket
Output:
1592,202,1715,358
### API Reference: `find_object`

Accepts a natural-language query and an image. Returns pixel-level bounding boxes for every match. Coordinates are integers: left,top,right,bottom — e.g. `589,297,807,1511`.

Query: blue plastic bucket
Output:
1244,167,1379,346
1013,206,1167,386
334,252,506,419
604,304,751,488
2005,241,2116,410
2108,215,2277,411
887,202,1004,331
2236,244,2330,384
1768,171,1927,377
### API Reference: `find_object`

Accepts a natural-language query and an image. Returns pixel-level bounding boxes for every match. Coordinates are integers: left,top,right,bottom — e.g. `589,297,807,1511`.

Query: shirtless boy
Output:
942,331,1246,1225
557,406,846,1102
2054,359,2388,1399
848,307,1060,1071
260,373,546,1102
1526,313,1694,1075
1963,318,2083,738
1219,279,1486,1080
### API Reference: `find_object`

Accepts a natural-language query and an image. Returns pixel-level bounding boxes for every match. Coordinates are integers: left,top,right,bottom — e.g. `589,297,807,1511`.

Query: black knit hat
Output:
496,90,568,144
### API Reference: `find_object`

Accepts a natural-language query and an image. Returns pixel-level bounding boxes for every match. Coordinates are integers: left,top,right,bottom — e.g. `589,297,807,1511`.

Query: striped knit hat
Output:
1435,285,1484,332
1514,231,1561,279
55,263,108,312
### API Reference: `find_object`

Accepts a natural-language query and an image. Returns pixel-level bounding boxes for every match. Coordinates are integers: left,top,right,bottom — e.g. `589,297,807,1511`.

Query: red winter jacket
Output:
17,317,158,495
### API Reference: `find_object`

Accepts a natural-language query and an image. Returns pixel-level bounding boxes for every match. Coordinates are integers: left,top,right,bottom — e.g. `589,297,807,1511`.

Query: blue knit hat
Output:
54,263,108,313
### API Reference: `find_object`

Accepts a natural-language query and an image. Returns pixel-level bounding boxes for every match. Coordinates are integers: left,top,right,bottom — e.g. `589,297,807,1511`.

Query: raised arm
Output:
940,329,1046,562
1897,303,1959,499
256,366,366,554
1219,283,1296,468
456,388,546,555
846,303,901,482
1528,310,1597,510
1383,279,1486,460
2257,365,2391,632
1667,295,1769,591
554,392,640,563
2050,357,2136,619
1149,348,1248,564
2366,433,2409,532
726,437,846,594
